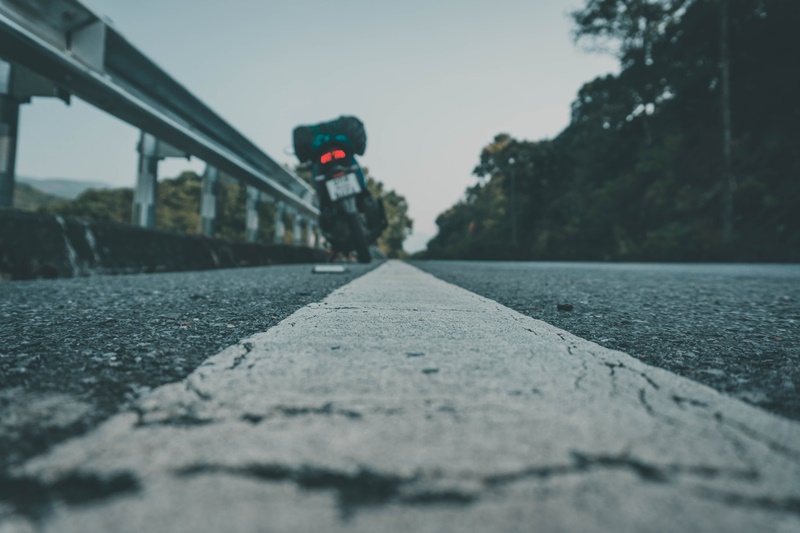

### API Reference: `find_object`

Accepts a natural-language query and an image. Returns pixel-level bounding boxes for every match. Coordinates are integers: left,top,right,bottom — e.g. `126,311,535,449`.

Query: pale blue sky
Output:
15,0,616,251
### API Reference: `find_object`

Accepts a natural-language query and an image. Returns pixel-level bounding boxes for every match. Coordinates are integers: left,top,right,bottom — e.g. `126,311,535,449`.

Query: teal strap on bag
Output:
311,133,331,149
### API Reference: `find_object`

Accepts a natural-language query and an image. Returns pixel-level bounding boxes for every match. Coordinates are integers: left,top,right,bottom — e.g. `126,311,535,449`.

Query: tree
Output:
42,187,133,224
364,174,413,258
424,0,800,262
719,0,733,242
572,0,691,143
41,172,273,242
155,171,201,234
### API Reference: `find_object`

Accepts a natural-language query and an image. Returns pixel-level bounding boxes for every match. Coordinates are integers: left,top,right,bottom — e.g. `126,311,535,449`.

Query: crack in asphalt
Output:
228,342,254,371
607,360,661,390
185,377,212,402
573,360,589,391
713,412,800,463
3,446,778,527
483,451,759,487
692,487,800,515
164,448,769,523
599,360,664,405
637,370,661,391
135,411,214,428
671,394,710,409
603,362,621,396
0,470,140,522
713,419,760,474
174,464,475,520
636,388,680,427
638,389,657,417
240,402,363,424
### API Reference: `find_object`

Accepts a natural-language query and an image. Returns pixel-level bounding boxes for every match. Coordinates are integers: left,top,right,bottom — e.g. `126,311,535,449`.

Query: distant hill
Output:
12,183,64,211
17,176,112,200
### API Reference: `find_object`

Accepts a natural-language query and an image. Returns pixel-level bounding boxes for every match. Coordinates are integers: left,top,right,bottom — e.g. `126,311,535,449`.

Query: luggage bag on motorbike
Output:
293,116,367,163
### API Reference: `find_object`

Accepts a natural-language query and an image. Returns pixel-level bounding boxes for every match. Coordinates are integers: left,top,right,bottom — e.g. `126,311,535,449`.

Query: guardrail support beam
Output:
133,133,159,227
132,132,189,227
307,221,317,248
0,60,68,208
0,94,20,208
70,20,106,71
273,202,286,244
200,165,218,237
245,186,259,243
293,213,304,246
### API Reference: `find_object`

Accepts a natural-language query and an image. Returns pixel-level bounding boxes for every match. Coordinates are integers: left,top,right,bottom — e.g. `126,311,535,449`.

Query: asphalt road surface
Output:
414,261,800,422
0,263,376,470
1,260,799,532
2,261,798,532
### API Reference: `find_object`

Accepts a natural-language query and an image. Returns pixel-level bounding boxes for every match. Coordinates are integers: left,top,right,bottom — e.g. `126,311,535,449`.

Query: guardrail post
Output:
293,213,304,246
132,131,188,227
0,60,67,208
200,165,218,237
0,62,21,208
307,220,317,248
133,133,159,227
245,186,259,243
0,94,20,208
273,202,286,244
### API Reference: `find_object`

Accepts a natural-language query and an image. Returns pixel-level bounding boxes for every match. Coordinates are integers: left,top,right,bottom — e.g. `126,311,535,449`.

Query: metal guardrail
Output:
0,0,318,218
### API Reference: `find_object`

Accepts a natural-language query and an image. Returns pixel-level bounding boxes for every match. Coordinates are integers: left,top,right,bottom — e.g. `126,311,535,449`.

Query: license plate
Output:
325,173,362,201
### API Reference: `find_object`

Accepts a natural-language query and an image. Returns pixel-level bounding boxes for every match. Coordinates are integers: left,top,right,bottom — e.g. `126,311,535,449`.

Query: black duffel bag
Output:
293,116,367,163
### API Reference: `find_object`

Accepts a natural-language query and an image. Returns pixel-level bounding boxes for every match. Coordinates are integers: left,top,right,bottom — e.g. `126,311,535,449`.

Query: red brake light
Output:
319,150,347,164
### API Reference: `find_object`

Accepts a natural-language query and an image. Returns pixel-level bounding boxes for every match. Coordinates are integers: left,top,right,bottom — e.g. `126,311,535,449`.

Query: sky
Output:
15,0,617,252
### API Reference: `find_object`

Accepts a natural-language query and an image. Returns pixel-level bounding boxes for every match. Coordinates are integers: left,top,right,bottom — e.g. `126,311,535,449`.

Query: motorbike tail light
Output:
319,150,347,164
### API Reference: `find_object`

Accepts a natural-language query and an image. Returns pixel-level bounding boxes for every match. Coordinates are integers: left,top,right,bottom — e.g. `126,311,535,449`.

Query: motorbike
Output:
293,116,386,263
312,145,386,263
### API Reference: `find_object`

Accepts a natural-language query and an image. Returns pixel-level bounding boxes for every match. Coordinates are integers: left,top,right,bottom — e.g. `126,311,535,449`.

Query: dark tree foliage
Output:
42,187,134,225
11,183,62,211
365,175,413,258
425,0,800,261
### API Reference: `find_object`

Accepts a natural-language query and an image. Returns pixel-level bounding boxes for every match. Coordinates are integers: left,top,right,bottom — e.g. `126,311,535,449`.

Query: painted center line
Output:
6,261,800,533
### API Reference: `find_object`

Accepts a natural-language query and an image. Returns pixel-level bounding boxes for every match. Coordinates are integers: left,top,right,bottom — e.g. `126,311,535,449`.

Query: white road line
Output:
6,261,800,533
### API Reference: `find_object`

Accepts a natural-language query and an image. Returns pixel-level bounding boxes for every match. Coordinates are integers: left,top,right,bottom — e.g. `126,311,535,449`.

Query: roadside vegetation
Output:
423,0,799,262
32,170,413,258
11,183,62,211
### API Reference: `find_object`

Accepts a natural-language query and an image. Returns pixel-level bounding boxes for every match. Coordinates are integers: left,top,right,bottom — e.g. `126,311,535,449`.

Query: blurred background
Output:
8,0,799,261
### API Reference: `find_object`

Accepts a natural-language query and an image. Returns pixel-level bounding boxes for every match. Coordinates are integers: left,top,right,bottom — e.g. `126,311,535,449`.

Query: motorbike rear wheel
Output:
348,213,371,264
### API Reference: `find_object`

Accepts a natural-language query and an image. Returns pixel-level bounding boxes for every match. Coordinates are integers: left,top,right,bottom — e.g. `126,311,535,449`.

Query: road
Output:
0,263,376,469
1,260,799,532
415,261,800,422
